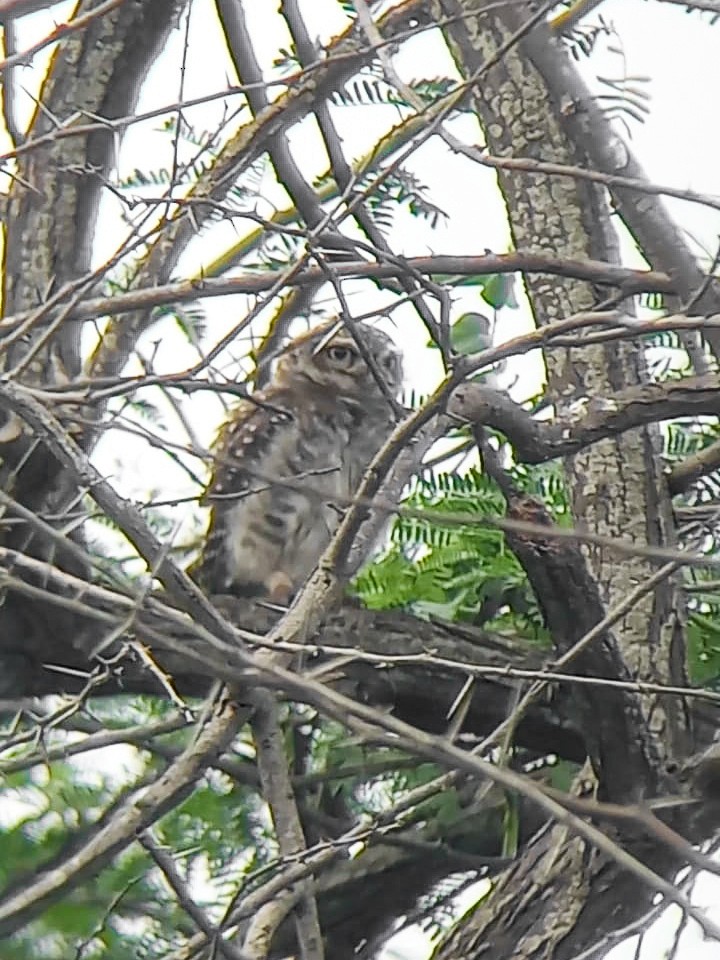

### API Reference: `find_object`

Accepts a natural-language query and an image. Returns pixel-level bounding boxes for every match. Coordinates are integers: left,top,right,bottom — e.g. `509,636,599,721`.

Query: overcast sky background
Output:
2,2,720,957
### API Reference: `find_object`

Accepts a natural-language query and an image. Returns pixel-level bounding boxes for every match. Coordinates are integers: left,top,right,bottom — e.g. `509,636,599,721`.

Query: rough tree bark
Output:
0,0,185,697
429,3,702,958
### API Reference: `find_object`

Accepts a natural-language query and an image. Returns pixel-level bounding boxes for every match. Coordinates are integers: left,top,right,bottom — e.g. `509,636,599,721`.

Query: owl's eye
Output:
325,344,356,369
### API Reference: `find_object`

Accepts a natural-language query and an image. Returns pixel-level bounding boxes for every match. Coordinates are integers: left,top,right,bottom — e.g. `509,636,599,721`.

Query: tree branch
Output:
451,375,720,466
0,253,674,334
518,14,720,356
0,695,240,937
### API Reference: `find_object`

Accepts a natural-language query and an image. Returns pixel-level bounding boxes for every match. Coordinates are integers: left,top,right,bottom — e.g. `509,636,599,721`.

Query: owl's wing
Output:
191,391,294,594
201,396,289,503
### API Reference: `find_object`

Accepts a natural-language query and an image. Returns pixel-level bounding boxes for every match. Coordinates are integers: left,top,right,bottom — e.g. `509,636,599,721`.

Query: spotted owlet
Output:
192,321,403,601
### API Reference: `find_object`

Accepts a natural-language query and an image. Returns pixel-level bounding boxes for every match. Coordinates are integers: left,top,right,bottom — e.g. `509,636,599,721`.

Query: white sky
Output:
3,2,720,958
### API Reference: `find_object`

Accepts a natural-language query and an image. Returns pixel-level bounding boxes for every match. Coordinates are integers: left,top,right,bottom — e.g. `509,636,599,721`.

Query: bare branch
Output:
250,695,324,960
0,253,674,334
0,695,241,936
450,375,720,464
139,830,246,960
0,0,131,74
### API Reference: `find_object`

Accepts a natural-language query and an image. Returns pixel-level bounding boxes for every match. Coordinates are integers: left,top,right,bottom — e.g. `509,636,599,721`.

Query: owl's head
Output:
275,321,403,403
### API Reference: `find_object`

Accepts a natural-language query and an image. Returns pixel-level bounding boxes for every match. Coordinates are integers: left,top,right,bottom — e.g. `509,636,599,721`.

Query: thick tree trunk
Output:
428,3,695,957
0,0,185,719
0,0,182,516
3,0,183,369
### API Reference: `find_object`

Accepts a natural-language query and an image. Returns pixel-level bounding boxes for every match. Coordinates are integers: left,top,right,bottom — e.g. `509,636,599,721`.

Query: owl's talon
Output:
265,571,294,604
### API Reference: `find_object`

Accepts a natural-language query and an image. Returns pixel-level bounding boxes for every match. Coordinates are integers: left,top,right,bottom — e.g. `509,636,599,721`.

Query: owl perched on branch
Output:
192,321,404,602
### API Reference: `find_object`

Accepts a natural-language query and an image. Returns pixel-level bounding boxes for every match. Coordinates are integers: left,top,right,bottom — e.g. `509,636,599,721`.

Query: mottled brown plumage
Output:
192,321,403,600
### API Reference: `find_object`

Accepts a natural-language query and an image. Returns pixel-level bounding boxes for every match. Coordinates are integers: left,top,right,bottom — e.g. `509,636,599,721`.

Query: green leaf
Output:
428,273,490,287
450,312,493,355
481,272,519,309
502,794,520,857
688,612,720,683
548,759,578,793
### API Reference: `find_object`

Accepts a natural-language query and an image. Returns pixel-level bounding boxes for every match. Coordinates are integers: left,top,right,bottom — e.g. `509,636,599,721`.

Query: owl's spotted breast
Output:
192,321,403,600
